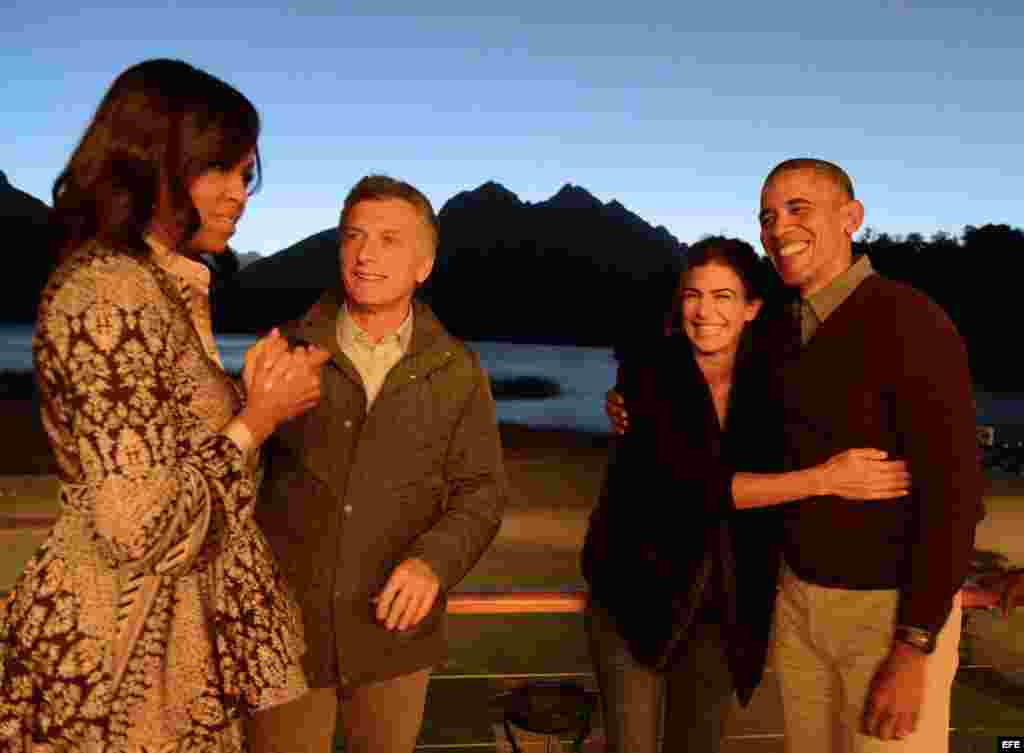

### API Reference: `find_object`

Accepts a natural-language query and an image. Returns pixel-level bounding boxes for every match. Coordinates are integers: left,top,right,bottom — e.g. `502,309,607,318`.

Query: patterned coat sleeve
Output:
33,253,255,575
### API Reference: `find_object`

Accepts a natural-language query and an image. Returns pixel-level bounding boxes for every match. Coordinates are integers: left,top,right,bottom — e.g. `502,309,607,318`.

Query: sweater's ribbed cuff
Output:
897,591,955,640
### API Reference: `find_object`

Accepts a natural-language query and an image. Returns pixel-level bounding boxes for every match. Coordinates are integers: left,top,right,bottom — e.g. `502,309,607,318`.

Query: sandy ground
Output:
3,396,1024,750
0,397,611,592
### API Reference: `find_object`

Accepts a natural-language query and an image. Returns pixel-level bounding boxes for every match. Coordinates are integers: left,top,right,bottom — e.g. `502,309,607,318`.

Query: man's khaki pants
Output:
246,668,432,753
773,563,961,753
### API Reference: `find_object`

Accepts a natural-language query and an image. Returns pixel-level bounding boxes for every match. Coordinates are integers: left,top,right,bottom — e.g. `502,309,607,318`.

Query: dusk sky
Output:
3,1,1021,255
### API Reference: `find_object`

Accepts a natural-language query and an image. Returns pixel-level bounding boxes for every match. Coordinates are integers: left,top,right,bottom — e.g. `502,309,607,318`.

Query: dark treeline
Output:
752,223,1023,391
857,224,1023,391
1,171,53,326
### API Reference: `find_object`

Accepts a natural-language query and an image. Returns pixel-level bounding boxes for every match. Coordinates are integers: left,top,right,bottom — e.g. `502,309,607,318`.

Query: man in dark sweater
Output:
759,159,985,752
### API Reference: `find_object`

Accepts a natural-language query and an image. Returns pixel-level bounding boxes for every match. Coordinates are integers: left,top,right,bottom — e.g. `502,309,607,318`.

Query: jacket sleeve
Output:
891,293,985,634
405,354,507,590
34,257,257,576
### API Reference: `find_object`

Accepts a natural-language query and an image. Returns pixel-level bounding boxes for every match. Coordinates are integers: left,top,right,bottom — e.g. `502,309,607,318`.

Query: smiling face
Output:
340,197,435,315
680,261,762,357
187,150,256,253
758,166,864,297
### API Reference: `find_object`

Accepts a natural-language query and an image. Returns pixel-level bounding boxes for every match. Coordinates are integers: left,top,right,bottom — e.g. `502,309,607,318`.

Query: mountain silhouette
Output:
213,228,339,333
441,180,523,214
538,183,604,211
424,182,685,347
2,174,685,347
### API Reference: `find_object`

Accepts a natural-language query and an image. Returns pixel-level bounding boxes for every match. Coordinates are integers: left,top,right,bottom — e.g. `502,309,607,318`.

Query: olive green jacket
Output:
256,291,507,688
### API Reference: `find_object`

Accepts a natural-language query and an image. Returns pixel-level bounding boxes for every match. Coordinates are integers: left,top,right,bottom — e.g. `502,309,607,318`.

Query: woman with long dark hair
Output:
582,237,911,752
0,59,328,752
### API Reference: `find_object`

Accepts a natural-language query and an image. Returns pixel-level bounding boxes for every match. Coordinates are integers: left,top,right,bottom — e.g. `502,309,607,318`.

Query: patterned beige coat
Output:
0,240,307,752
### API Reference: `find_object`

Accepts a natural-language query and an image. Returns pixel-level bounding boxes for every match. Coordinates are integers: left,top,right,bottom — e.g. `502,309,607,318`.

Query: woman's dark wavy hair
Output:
664,235,766,335
51,58,261,261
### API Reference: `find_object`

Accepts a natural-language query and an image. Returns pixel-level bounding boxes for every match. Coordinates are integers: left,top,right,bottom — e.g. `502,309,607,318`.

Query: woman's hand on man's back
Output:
819,448,911,501
606,389,629,435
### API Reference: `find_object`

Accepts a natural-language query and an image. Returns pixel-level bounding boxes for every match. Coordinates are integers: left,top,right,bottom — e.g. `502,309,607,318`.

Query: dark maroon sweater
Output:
778,274,985,634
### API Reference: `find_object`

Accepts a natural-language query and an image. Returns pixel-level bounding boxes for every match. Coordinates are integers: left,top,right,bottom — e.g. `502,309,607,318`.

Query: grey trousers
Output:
585,600,735,753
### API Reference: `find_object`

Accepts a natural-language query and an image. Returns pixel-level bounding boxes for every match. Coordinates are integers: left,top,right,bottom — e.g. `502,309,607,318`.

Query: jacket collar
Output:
287,288,458,387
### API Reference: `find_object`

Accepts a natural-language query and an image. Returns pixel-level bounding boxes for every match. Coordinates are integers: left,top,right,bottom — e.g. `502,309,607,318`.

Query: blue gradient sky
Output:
3,1,1020,254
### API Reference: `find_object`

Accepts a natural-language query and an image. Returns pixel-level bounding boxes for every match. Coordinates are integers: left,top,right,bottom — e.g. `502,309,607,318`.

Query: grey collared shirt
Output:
336,305,414,408
800,254,875,344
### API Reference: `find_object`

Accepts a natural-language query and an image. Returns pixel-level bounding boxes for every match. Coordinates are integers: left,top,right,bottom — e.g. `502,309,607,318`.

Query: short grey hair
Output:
764,158,855,200
340,174,439,254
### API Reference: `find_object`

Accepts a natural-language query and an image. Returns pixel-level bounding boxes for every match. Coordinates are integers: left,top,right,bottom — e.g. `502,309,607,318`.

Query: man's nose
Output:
355,238,379,262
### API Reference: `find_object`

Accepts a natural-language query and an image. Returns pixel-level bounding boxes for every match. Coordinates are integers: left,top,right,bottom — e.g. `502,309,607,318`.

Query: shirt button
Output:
344,419,353,428
409,374,417,380
343,504,353,514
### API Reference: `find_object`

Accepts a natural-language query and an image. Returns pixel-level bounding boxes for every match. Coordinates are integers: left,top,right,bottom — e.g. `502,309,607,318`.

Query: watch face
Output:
896,627,935,653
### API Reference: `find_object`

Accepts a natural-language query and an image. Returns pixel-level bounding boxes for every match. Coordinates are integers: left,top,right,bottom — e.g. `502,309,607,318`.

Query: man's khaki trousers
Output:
246,668,432,753
772,563,961,753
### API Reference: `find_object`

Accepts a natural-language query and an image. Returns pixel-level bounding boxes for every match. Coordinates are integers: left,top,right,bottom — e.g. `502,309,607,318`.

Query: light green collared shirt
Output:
336,304,414,408
800,254,875,344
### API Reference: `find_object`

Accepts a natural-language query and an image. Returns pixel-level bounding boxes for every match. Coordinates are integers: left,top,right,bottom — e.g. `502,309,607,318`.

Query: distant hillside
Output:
0,170,271,329
237,252,262,269
0,171,53,323
218,182,686,347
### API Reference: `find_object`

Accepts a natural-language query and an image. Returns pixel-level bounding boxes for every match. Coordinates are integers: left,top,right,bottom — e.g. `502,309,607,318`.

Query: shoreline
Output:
7,368,1024,399
3,362,1018,479
0,396,56,475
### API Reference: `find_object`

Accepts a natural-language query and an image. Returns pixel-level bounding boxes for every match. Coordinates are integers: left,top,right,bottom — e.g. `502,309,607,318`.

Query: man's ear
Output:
745,297,763,323
415,248,435,285
842,199,865,238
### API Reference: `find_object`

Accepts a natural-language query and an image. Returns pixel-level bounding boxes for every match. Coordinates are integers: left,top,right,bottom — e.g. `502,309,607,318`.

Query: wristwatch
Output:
893,625,936,654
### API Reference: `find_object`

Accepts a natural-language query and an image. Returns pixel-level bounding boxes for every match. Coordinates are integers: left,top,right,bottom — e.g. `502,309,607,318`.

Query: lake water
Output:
3,323,1022,438
0,324,618,434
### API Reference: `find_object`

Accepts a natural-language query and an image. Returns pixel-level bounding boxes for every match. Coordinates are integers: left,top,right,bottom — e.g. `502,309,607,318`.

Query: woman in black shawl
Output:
582,237,910,752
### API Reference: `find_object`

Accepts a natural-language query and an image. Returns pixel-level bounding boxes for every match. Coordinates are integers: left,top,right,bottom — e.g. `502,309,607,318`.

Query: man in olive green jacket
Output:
248,176,507,753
